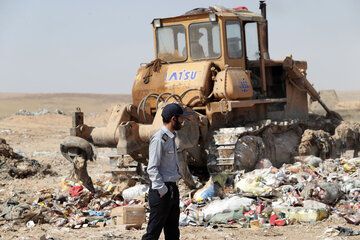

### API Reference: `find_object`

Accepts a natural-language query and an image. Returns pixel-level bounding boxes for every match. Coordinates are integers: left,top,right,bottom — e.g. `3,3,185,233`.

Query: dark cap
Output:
161,103,193,119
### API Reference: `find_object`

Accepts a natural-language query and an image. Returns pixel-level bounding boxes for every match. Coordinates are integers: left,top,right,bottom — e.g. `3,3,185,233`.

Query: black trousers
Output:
142,182,180,240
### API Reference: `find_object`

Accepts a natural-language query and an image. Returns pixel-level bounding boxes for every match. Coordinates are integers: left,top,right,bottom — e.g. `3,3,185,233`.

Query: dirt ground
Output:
0,93,130,119
309,90,360,122
1,92,360,239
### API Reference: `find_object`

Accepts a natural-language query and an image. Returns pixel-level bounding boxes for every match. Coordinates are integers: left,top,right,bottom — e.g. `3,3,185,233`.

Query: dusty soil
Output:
1,92,360,239
0,93,131,118
309,90,360,122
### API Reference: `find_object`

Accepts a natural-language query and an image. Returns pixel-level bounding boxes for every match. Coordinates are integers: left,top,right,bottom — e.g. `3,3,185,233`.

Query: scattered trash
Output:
26,220,35,228
303,200,328,209
2,127,360,232
304,155,323,168
181,203,205,225
273,205,328,223
255,158,272,169
69,186,84,198
302,182,342,205
325,226,360,237
1,200,30,221
0,138,56,180
11,108,65,117
194,177,215,202
299,130,334,159
0,130,15,135
235,168,276,196
110,205,145,228
203,196,253,221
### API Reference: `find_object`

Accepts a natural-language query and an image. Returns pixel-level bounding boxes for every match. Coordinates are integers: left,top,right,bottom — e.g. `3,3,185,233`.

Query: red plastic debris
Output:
244,210,255,218
269,214,278,225
275,219,286,226
244,210,254,215
227,219,235,224
345,216,360,225
69,186,83,198
256,204,264,214
233,6,248,11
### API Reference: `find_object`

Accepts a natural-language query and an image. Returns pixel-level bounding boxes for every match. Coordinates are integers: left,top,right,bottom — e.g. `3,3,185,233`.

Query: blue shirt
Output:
147,125,181,195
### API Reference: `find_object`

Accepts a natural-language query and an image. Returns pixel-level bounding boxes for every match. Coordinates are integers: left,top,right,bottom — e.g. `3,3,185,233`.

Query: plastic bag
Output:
235,169,274,195
304,155,322,168
193,177,214,202
122,184,149,201
203,196,254,221
209,209,244,224
184,203,204,225
255,158,272,169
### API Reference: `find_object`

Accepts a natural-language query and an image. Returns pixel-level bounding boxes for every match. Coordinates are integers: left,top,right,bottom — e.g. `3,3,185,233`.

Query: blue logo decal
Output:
239,81,250,93
165,70,198,82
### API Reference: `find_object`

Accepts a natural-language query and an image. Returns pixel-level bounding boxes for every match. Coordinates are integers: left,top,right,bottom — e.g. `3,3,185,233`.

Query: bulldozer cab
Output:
152,9,265,72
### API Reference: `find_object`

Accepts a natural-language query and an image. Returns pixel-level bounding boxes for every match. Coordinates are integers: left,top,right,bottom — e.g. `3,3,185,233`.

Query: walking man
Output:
142,103,192,240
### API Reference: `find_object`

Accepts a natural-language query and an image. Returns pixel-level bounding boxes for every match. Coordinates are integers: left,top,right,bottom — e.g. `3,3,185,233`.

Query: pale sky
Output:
0,0,359,94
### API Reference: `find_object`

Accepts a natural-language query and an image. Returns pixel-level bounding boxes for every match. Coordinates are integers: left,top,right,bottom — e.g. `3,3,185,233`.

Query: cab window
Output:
189,22,221,60
225,20,243,58
156,24,187,62
244,22,260,60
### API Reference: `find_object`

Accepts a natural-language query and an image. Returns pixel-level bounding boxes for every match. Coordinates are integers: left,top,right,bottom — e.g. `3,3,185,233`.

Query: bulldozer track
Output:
207,119,300,174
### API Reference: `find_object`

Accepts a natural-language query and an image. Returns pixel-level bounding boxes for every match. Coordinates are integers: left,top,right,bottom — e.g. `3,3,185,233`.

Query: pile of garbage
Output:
179,155,360,228
0,138,55,179
11,108,65,117
2,155,360,232
1,176,147,229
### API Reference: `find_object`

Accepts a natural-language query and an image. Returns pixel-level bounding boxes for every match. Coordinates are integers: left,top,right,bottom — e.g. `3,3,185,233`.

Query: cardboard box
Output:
111,205,145,226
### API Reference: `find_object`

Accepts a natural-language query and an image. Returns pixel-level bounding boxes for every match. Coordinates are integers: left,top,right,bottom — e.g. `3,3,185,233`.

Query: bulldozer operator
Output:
188,28,205,59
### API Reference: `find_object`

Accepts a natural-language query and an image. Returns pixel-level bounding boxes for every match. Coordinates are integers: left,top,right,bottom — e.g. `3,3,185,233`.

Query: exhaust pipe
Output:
259,1,270,59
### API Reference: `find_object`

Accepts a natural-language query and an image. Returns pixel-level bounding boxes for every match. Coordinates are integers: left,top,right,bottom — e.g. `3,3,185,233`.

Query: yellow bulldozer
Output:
60,2,339,193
